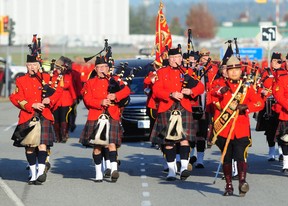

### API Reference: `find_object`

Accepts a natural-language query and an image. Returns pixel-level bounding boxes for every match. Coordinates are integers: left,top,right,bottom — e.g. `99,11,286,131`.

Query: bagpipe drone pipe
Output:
28,35,59,99
102,62,142,107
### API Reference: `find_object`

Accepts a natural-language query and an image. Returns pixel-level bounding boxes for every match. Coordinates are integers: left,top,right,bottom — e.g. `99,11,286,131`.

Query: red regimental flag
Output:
154,1,172,67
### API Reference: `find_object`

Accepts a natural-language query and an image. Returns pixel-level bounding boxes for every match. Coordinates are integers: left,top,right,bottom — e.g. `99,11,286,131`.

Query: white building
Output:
0,0,130,46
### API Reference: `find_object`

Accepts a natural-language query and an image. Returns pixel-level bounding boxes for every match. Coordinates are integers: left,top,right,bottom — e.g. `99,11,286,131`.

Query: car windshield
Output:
130,77,144,95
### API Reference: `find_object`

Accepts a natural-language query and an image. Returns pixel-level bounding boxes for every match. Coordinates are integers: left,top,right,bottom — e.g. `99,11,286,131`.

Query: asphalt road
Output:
0,99,287,206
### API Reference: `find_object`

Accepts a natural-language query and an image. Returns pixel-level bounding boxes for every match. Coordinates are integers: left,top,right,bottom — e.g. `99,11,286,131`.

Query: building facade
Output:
0,0,129,45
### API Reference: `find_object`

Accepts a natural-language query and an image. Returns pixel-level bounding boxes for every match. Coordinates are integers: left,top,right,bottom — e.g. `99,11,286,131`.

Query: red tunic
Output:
273,73,288,121
55,73,77,107
70,69,83,98
257,69,282,113
10,73,63,124
215,80,264,139
152,66,204,113
144,71,158,110
82,76,130,121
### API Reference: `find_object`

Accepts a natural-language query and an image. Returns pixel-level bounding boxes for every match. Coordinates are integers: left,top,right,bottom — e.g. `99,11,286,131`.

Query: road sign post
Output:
261,26,276,42
260,26,279,67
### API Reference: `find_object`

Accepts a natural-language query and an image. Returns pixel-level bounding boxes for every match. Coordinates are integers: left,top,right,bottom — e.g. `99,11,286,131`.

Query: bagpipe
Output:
196,57,212,79
175,66,203,120
102,63,142,107
28,35,61,99
241,60,261,88
102,71,130,107
183,29,193,69
175,44,199,90
182,38,205,120
255,67,276,131
85,39,142,107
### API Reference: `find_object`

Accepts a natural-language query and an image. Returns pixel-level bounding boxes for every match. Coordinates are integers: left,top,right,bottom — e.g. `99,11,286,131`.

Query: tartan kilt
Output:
275,120,288,146
12,116,55,147
79,118,123,147
150,105,198,145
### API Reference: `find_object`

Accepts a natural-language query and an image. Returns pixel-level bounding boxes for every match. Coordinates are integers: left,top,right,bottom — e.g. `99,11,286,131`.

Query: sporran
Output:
20,116,41,147
165,110,184,141
89,114,110,146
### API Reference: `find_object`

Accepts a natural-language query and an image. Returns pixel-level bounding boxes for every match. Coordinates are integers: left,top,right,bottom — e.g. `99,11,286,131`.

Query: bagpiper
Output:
150,46,204,181
256,52,284,161
192,48,219,168
10,46,63,185
79,54,130,183
272,53,288,174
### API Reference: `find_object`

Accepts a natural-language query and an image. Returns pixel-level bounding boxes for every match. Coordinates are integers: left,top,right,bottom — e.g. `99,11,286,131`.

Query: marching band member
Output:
79,56,130,182
144,62,160,148
150,46,204,181
52,56,77,143
10,54,63,185
193,48,219,168
188,51,199,70
212,56,264,196
256,53,283,161
69,63,83,132
272,53,288,174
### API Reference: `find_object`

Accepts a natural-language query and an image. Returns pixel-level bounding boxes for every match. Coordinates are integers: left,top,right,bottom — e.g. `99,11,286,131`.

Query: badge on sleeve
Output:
275,85,279,92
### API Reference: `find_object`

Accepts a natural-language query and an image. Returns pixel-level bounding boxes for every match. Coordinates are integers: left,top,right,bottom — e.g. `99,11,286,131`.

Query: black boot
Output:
237,161,249,197
223,163,234,196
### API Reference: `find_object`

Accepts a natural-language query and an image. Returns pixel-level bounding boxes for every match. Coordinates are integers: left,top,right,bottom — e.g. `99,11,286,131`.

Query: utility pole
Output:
275,0,280,26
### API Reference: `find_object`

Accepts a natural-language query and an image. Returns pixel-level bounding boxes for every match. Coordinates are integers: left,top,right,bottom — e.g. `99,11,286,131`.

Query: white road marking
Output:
0,177,25,206
142,192,150,197
141,200,151,206
140,146,151,206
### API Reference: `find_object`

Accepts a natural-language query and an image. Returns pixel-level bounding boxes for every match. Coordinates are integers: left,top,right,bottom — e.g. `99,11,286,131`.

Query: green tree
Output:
185,4,217,39
149,15,157,35
170,17,184,36
129,6,153,34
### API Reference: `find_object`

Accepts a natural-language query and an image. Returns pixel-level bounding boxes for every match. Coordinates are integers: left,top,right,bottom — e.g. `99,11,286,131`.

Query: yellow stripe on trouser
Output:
65,106,73,123
244,137,252,162
150,108,156,120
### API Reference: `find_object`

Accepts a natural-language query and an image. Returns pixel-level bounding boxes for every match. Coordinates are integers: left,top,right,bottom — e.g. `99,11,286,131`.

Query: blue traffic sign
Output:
220,47,263,61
